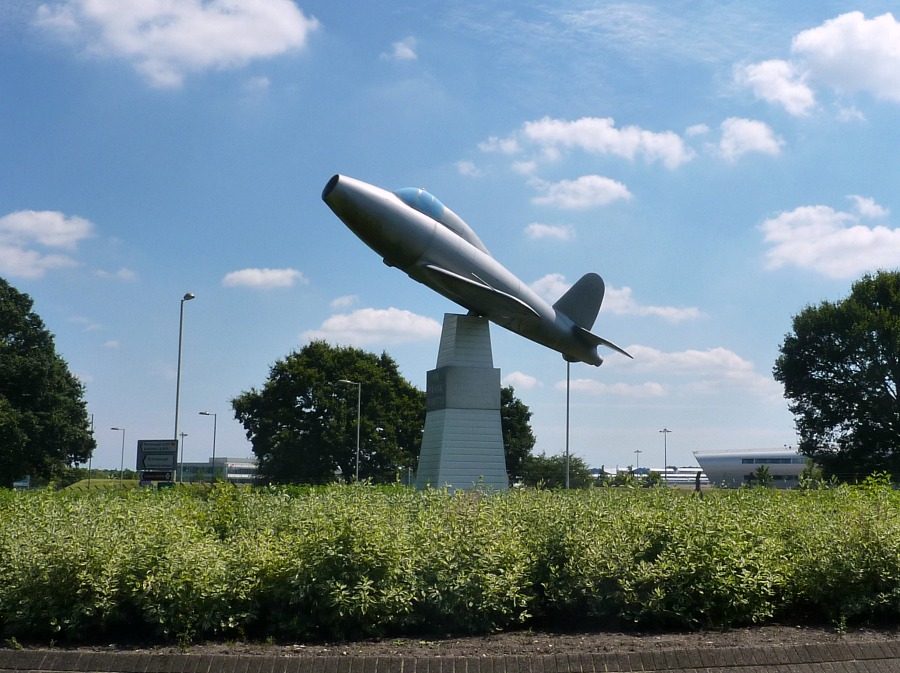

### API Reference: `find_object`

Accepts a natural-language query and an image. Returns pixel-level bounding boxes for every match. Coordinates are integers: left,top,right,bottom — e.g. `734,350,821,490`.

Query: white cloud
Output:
381,36,417,61
685,123,710,137
104,340,120,349
456,160,482,177
529,273,571,302
604,286,705,323
792,12,900,103
529,275,702,322
0,209,93,248
94,267,137,282
718,118,783,161
742,13,900,116
520,116,695,169
531,175,632,210
478,136,520,154
0,246,77,279
760,200,900,279
330,294,359,310
35,0,319,88
302,307,442,346
561,379,666,397
848,195,889,219
0,210,94,279
511,160,538,175
737,59,816,116
837,105,865,122
222,267,307,289
502,371,541,390
524,223,575,241
618,344,781,398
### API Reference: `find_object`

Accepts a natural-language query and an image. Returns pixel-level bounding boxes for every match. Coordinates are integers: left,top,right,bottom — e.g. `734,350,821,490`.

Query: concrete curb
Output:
2,640,900,673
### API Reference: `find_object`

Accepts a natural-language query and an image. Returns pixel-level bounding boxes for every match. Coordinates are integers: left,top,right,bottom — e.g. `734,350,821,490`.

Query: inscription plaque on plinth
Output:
415,314,508,490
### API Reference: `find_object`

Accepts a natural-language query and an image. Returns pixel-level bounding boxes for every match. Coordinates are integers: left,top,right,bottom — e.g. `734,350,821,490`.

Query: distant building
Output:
591,466,709,487
693,448,808,489
180,456,257,484
655,466,708,487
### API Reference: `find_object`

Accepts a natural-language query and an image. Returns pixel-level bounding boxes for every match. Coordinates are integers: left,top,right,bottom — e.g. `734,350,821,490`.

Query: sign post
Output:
136,439,178,485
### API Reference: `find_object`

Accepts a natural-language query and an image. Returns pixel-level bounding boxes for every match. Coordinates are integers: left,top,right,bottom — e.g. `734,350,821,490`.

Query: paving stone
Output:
6,639,900,673
0,650,46,671
283,658,307,673
606,653,626,672
573,654,592,673
704,647,727,668
623,652,642,672
49,652,84,672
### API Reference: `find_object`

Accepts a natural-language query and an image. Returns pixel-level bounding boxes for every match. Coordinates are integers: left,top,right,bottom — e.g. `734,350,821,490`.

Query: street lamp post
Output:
338,379,361,481
659,428,672,485
88,414,94,488
174,292,195,482
179,432,188,482
565,361,570,490
199,411,217,481
111,427,125,484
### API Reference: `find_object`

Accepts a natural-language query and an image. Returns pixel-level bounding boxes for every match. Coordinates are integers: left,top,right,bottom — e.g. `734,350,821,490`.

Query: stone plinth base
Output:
415,314,508,490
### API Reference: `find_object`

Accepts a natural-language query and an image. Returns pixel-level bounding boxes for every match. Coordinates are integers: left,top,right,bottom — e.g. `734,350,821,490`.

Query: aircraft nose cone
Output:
322,174,341,203
322,174,434,268
321,174,372,227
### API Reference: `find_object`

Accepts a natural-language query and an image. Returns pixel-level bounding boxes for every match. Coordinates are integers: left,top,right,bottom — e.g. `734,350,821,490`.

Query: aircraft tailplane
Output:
553,272,605,330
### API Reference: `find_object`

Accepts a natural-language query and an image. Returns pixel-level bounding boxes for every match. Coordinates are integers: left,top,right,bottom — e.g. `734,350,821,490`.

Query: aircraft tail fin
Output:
553,272,605,330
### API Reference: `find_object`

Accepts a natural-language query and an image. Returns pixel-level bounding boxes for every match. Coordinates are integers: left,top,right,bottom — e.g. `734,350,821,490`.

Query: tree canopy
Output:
501,385,536,485
521,452,595,489
774,271,900,481
0,278,95,488
233,341,426,484
232,341,538,485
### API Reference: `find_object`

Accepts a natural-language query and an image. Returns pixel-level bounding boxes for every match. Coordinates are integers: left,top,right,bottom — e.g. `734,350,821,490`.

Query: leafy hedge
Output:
1,479,900,643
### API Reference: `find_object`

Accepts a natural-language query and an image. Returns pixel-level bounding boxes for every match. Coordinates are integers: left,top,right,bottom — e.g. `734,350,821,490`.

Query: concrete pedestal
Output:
415,314,508,490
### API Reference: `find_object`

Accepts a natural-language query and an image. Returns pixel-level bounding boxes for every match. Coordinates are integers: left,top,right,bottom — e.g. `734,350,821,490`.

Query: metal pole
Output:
338,379,362,482
174,293,195,480
354,383,361,481
88,414,93,488
565,361,570,490
211,414,217,480
659,428,672,485
200,412,217,481
179,432,188,483
111,427,125,484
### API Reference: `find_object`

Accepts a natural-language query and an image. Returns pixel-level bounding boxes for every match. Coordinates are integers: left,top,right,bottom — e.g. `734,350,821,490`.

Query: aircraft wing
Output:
575,325,634,359
420,264,540,319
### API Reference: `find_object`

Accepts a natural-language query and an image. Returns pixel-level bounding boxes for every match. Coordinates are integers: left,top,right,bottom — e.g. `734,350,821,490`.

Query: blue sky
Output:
3,1,900,472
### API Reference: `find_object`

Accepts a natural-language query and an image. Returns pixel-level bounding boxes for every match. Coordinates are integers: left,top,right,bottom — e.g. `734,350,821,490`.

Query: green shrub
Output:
3,481,900,642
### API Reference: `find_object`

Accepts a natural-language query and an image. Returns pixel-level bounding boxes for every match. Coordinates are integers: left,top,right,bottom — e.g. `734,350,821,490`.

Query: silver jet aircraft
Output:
322,174,631,366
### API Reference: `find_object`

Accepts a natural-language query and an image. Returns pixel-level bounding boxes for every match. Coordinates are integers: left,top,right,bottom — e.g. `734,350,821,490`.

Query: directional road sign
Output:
137,439,178,471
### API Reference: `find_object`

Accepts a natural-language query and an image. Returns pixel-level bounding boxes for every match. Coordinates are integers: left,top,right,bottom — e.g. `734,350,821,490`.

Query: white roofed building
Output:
693,448,809,489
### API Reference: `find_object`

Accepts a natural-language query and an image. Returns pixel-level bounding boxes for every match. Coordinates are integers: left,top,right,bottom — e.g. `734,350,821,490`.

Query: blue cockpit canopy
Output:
393,187,490,255
394,188,444,222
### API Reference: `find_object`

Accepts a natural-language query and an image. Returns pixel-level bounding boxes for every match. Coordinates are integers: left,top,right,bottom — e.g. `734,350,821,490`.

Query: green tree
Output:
500,386,535,485
644,470,664,488
774,271,900,481
750,464,774,488
521,452,595,488
232,341,425,484
0,278,95,488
